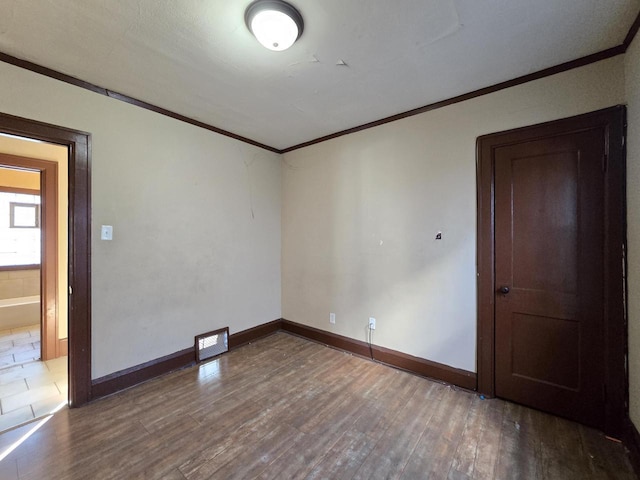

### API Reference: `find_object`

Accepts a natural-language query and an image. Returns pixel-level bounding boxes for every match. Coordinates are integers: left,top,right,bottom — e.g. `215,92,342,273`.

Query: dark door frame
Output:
0,155,59,361
0,112,92,407
476,106,627,437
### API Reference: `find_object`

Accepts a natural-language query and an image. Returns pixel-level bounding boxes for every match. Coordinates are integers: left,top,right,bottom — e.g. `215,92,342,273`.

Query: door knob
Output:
499,286,510,294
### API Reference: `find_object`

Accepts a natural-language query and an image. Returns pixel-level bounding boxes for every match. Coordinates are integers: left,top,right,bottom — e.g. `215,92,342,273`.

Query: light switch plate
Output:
101,225,113,241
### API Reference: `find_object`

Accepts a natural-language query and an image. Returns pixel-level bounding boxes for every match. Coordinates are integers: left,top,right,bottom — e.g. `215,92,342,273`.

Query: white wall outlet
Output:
369,317,376,330
330,312,336,324
101,225,113,241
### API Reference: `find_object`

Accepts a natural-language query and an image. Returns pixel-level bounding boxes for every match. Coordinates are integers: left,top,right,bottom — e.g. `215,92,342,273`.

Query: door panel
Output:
494,129,605,428
510,149,578,295
511,313,579,389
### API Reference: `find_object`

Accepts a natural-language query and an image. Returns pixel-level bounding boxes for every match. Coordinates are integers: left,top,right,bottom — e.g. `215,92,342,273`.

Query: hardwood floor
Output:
0,332,634,479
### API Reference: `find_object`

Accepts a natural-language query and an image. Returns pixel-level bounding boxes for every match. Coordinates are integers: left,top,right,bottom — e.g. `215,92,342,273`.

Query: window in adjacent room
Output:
0,192,41,266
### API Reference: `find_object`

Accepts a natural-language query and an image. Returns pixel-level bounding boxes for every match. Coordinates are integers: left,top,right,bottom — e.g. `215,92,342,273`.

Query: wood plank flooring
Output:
0,332,634,479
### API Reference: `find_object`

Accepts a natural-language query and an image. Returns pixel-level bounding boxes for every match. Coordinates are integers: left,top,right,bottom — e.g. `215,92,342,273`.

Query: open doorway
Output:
0,137,69,432
0,113,91,411
0,169,43,366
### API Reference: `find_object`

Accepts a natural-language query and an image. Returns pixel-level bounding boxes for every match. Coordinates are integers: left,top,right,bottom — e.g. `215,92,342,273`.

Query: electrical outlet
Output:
330,313,336,324
369,317,376,330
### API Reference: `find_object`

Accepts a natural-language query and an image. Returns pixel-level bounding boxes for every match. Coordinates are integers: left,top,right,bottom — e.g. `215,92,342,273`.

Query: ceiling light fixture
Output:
245,0,304,52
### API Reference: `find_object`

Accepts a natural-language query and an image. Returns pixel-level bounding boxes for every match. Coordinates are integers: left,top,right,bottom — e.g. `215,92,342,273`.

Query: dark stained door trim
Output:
0,112,92,407
476,106,627,437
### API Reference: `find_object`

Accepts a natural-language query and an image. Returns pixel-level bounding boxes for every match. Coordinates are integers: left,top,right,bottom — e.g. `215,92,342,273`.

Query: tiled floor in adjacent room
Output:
0,324,67,432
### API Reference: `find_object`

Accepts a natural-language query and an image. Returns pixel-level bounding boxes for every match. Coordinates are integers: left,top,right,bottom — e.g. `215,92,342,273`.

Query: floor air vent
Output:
195,327,229,363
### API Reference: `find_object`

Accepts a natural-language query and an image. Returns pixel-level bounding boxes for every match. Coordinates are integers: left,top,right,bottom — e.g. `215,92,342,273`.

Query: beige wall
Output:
0,137,68,339
625,34,640,430
0,167,40,190
0,47,630,391
0,61,282,379
282,56,626,372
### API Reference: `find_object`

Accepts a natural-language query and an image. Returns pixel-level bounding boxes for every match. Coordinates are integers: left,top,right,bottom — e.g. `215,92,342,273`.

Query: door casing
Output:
0,112,92,407
476,106,627,437
0,155,59,361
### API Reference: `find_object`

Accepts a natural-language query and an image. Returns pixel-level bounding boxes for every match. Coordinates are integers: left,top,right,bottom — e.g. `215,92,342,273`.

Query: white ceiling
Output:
0,0,638,150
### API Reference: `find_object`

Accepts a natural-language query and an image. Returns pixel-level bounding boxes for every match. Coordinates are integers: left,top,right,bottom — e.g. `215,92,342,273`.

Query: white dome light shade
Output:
251,10,298,51
245,0,304,52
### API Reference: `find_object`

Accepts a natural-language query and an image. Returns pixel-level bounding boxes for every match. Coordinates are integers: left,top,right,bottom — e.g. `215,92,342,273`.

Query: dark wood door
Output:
494,129,606,428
